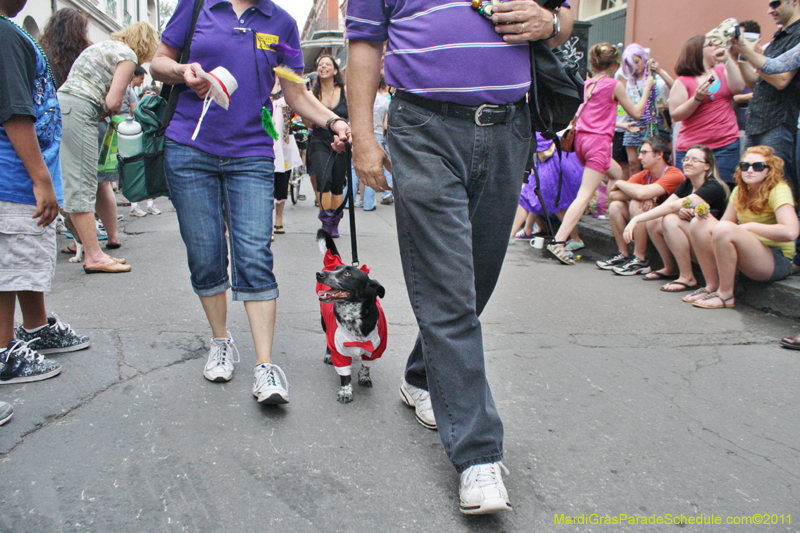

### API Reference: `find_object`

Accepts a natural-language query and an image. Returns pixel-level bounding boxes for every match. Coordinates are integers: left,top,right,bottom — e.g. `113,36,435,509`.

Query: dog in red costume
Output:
316,230,386,403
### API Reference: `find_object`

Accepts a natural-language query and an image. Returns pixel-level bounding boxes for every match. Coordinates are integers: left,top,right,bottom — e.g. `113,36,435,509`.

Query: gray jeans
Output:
386,96,531,472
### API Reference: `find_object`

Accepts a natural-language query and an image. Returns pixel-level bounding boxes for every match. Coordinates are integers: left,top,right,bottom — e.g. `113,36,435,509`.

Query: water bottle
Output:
117,116,143,158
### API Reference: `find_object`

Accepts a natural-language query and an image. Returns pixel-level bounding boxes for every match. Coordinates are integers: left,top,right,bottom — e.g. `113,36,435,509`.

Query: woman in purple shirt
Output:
151,0,349,404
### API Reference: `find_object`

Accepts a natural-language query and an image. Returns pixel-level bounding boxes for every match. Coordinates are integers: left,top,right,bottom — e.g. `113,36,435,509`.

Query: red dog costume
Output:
317,251,387,377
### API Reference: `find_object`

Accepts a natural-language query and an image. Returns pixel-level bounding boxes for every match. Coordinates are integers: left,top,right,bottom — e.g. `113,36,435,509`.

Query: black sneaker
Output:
596,253,629,270
15,315,90,355
612,257,652,276
0,339,61,384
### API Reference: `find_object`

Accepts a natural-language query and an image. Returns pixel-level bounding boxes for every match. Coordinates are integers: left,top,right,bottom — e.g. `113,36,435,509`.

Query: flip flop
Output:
643,271,677,281
106,242,121,249
61,245,77,254
692,292,734,309
660,281,700,293
274,225,285,234
84,261,131,274
682,288,709,303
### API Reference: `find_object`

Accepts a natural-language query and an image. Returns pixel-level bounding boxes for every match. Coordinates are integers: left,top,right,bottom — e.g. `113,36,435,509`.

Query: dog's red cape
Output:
317,251,387,369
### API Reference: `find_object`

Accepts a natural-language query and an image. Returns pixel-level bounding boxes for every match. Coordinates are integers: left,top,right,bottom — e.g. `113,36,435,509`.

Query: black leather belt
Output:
394,90,526,127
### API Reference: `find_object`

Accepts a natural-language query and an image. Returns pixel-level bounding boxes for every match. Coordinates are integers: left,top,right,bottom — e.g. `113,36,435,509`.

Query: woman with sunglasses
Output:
670,36,746,184
621,145,729,292
683,146,799,309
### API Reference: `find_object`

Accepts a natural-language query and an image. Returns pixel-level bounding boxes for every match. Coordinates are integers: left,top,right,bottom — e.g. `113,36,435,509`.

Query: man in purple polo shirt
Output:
347,0,573,516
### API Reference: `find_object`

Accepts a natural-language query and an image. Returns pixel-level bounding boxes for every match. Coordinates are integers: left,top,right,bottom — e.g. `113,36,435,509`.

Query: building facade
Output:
10,0,158,44
573,0,776,74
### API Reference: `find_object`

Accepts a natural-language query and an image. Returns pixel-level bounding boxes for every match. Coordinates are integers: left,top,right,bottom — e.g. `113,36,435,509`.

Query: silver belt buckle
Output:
475,104,501,126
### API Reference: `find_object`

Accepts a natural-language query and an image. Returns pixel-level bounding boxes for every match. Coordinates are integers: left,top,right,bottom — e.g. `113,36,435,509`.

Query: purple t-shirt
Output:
346,1,569,105
161,0,304,158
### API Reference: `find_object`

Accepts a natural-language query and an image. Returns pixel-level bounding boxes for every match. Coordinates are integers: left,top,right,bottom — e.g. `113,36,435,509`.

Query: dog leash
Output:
326,142,359,266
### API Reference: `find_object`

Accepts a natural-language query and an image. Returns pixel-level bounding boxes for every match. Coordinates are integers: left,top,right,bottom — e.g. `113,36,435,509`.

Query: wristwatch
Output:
547,8,560,40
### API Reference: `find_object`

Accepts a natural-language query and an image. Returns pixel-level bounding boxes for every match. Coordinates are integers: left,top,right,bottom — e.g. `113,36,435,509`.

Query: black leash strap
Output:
343,142,359,265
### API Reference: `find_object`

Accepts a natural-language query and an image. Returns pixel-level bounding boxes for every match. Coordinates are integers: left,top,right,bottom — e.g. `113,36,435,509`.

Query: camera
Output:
724,24,741,42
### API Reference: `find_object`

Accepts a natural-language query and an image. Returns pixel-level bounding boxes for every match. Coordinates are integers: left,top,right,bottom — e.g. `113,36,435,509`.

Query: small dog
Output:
316,229,386,403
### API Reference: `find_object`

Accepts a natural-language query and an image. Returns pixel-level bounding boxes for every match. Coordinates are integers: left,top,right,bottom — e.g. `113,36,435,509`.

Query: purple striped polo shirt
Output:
347,1,565,105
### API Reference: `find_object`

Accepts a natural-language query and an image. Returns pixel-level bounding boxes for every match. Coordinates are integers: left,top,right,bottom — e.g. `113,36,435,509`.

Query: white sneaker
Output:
203,335,239,382
253,363,289,404
459,462,512,515
400,379,437,429
130,206,147,217
146,205,162,215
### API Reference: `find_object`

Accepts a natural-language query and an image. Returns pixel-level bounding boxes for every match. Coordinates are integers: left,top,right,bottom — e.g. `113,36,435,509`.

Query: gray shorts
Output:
767,247,793,282
0,201,56,292
58,92,102,213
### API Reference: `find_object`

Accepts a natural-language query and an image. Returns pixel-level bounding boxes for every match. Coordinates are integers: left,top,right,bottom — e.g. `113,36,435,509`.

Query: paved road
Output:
1,179,798,532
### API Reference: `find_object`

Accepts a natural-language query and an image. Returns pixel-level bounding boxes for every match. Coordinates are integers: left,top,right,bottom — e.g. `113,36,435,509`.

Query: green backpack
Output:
117,94,169,202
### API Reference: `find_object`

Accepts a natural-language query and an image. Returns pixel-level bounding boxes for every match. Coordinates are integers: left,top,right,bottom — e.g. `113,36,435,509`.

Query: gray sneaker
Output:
253,363,289,404
400,379,437,429
0,339,61,384
0,401,13,426
15,315,90,355
612,256,652,276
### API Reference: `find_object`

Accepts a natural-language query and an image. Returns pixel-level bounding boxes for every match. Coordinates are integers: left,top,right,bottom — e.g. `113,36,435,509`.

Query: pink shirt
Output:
575,77,619,138
676,63,740,151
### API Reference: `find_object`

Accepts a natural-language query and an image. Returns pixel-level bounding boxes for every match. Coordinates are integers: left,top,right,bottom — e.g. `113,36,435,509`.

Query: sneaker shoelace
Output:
49,313,76,336
211,337,240,367
7,339,46,365
256,363,288,392
464,462,510,489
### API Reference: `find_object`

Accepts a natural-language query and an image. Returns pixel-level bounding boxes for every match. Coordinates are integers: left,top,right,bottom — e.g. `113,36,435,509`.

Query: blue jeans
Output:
164,140,278,301
350,132,394,210
744,124,796,195
675,139,741,185
387,95,531,472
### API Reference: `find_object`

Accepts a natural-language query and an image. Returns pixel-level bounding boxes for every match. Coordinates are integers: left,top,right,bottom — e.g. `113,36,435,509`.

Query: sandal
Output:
547,244,575,265
660,281,699,293
692,292,735,309
682,288,709,303
644,271,677,281
61,244,77,254
273,225,285,234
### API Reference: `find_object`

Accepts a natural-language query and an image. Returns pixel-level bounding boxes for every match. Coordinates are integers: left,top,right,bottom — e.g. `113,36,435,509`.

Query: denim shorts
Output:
767,247,793,282
0,201,56,292
164,140,278,301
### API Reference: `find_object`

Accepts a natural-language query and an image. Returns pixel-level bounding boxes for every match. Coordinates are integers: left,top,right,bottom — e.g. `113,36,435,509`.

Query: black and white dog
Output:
316,229,386,403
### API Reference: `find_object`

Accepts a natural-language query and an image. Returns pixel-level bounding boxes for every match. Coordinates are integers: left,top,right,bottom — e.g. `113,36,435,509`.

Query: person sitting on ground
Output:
510,132,583,249
621,145,730,291
0,0,91,394
598,136,685,275
685,146,799,309
548,42,655,265
669,35,745,184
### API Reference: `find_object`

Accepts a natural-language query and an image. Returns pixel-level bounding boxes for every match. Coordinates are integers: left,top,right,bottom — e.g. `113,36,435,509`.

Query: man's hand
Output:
353,134,392,192
184,63,211,99
491,1,554,42
31,178,59,227
640,199,654,212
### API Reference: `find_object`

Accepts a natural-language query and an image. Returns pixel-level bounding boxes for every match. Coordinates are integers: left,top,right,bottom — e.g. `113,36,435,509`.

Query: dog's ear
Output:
370,279,386,299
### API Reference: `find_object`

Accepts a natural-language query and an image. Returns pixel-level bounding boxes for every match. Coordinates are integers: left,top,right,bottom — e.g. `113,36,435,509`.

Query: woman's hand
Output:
643,72,656,92
183,63,211,99
619,122,641,133
713,46,730,64
623,218,638,243
694,76,714,102
678,207,694,221
491,1,554,42
330,120,352,153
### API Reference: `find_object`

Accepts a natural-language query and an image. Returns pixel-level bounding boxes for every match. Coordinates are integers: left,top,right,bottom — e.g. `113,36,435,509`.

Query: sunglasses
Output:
770,0,782,9
739,162,770,172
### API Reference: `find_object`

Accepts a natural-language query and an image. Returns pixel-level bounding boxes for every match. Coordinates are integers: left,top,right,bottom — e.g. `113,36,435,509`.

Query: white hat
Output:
197,66,238,110
191,66,239,140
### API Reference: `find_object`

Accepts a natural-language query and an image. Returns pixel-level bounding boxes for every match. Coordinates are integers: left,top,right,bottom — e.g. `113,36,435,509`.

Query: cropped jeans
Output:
164,140,278,301
386,96,531,473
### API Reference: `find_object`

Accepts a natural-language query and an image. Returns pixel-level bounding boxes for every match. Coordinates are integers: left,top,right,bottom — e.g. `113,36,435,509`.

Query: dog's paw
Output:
337,383,354,404
323,352,332,365
357,366,372,387
68,256,82,263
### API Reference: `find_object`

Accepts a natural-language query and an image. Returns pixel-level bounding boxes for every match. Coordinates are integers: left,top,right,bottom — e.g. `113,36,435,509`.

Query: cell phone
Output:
707,75,716,85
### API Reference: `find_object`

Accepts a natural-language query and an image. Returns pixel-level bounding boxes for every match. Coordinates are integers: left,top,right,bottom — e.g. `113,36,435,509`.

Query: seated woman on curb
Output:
622,145,729,292
684,146,799,309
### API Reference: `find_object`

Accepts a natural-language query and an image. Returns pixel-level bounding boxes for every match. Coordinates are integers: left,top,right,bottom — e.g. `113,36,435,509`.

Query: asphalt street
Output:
1,177,799,533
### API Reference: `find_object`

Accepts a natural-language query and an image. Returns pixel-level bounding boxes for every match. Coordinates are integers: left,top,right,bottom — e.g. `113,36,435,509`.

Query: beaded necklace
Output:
0,14,56,88
640,61,661,138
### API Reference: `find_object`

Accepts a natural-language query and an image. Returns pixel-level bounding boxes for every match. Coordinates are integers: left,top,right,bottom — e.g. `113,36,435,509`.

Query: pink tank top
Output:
575,77,619,137
676,63,740,151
